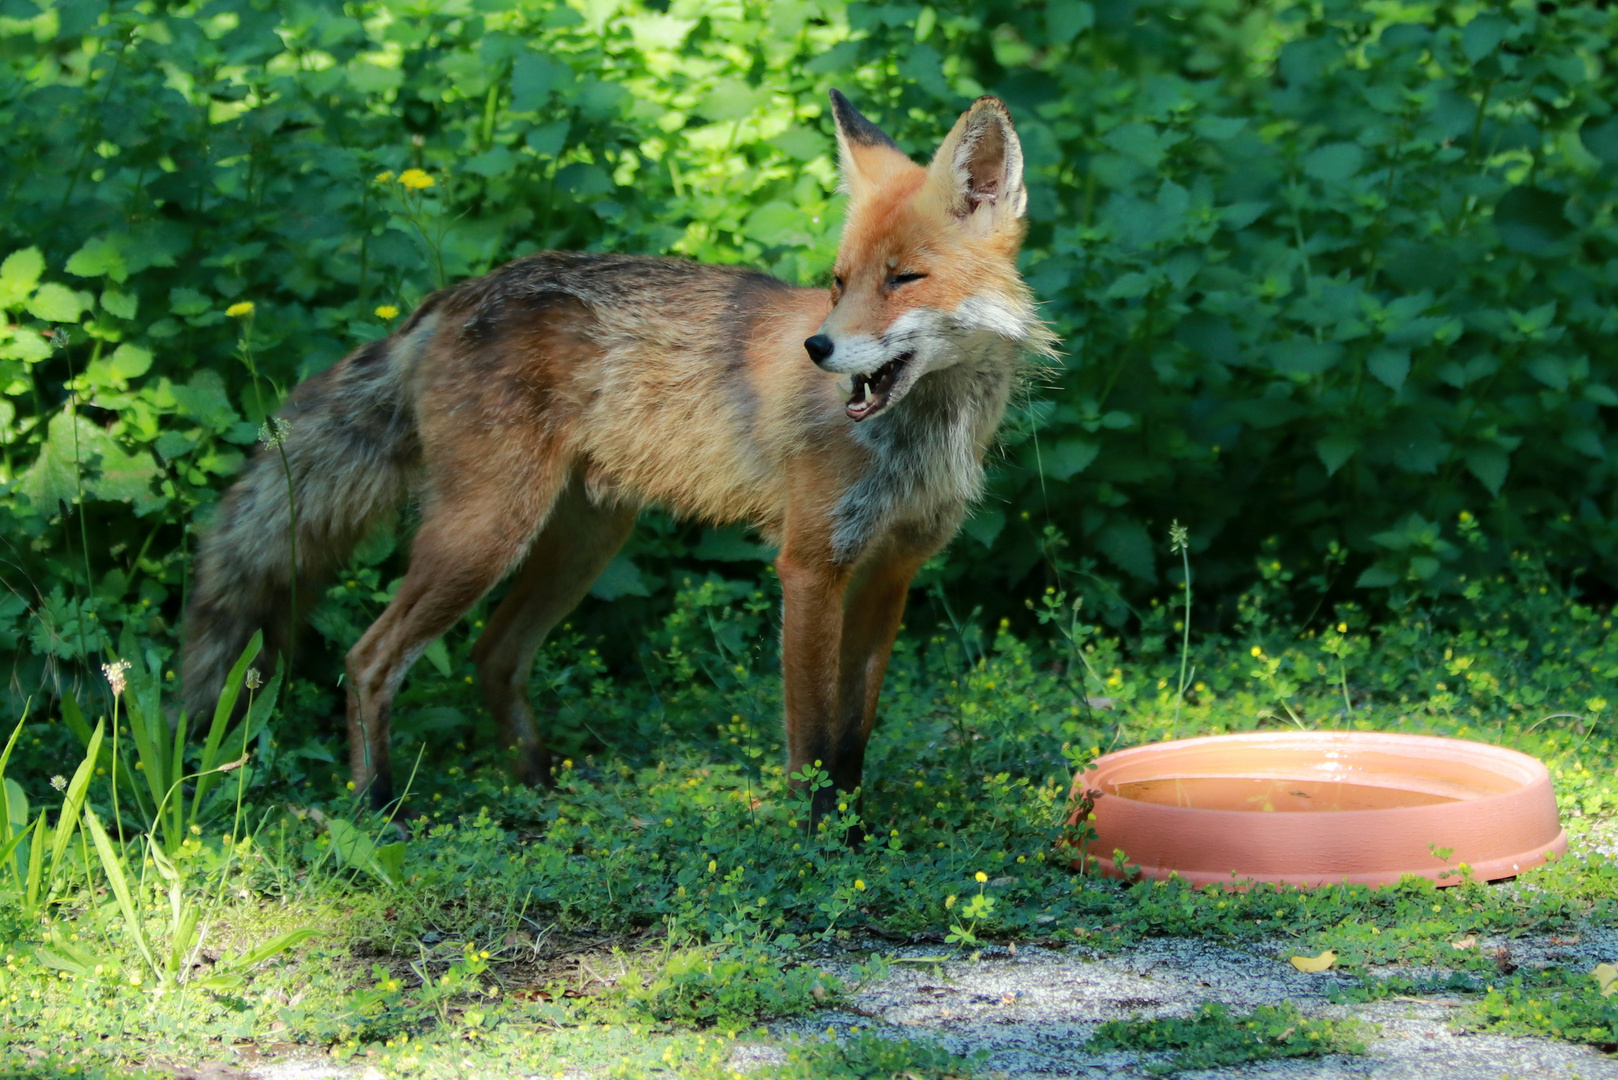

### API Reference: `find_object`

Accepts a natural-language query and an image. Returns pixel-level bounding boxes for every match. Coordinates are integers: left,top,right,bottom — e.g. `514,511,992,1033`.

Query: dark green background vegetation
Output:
3,0,1616,708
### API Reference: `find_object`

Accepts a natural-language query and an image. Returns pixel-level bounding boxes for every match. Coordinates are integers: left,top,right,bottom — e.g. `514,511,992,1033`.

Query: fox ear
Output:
829,89,910,196
926,96,1026,230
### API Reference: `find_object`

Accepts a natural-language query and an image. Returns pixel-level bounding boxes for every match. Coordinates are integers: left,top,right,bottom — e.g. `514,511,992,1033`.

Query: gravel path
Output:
766,931,1618,1079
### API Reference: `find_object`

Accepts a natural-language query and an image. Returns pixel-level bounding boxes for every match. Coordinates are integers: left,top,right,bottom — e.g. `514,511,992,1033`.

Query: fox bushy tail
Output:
183,323,431,718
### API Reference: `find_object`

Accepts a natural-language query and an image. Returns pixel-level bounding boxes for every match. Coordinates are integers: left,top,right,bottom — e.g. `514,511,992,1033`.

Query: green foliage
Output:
595,941,842,1028
1475,968,1618,1047
1087,1001,1367,1074
3,0,1617,700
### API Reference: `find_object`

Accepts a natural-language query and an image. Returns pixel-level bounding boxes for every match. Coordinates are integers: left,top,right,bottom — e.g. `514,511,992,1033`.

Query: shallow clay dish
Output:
1070,731,1566,888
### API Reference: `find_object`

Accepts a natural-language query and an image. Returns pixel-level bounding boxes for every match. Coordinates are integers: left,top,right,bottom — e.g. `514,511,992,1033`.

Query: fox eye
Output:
888,272,927,288
833,275,845,291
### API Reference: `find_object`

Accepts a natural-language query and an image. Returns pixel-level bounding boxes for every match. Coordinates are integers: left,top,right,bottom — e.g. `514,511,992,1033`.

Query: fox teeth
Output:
837,374,855,399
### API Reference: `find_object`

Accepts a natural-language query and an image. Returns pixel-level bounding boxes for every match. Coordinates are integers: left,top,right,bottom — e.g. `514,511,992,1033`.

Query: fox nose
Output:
804,334,834,367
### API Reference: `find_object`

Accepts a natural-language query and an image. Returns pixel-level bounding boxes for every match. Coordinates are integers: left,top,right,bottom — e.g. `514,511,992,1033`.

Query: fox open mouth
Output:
844,353,912,421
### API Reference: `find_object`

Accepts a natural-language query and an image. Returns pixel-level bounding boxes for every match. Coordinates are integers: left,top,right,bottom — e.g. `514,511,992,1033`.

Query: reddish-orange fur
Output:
183,92,1051,820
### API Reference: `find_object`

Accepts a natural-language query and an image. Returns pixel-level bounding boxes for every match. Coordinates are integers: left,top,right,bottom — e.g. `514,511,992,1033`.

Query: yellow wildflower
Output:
399,169,435,190
375,305,400,320
226,301,254,318
374,170,395,183
975,871,988,883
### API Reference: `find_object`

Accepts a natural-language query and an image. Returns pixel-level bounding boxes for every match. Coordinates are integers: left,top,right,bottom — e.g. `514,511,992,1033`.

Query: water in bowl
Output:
1113,776,1463,812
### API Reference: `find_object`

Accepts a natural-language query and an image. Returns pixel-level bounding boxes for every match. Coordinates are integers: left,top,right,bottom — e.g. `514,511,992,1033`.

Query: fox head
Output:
806,90,1050,422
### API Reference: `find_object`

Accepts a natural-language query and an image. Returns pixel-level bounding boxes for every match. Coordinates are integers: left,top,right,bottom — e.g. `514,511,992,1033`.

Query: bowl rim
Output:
1072,731,1568,886
1078,730,1551,822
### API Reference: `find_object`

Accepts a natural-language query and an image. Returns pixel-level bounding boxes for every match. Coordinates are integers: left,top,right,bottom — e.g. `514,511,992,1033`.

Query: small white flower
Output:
101,659,131,697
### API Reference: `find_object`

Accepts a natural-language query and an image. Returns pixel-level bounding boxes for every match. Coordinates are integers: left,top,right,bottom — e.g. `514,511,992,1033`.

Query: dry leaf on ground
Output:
1289,949,1336,972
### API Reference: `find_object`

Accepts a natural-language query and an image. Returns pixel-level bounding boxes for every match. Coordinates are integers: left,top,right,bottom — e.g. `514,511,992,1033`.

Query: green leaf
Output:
744,201,811,247
327,818,389,882
1101,123,1184,170
1461,13,1510,63
1493,187,1573,256
1355,564,1400,589
510,52,571,112
89,440,161,514
692,527,772,562
108,342,153,380
1464,446,1509,496
462,146,515,178
1563,427,1606,459
1526,356,1568,392
590,555,650,601
1269,339,1343,376
1105,272,1152,300
1095,519,1156,582
26,283,86,323
423,638,451,677
1045,0,1094,42
100,289,138,319
0,247,44,309
1175,312,1239,364
767,127,828,161
1042,438,1099,481
16,411,98,512
168,287,212,317
1315,434,1360,476
961,507,1004,548
555,162,613,197
1579,115,1618,166
1366,347,1410,392
374,842,406,884
170,370,240,431
1193,117,1246,141
525,119,570,159
64,236,128,283
1302,142,1363,183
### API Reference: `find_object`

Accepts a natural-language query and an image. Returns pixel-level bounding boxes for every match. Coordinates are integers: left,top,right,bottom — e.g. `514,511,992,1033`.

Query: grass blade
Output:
236,927,319,968
193,631,262,820
50,720,103,871
23,812,46,914
0,705,28,780
83,806,157,977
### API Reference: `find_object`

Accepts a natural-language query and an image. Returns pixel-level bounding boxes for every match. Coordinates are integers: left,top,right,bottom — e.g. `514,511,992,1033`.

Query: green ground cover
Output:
2,559,1616,1077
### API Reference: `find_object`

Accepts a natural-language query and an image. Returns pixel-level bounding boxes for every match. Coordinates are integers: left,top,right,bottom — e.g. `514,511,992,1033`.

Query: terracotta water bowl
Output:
1069,731,1566,888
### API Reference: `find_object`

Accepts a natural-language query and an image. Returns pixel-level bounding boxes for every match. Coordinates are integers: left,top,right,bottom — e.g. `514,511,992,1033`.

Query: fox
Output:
183,90,1055,821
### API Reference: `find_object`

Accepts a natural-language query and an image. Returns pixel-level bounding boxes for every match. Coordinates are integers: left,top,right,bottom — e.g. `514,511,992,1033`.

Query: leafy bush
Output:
2,0,1616,703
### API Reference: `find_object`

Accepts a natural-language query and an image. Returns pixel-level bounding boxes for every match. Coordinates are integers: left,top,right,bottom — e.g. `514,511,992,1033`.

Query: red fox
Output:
184,91,1054,818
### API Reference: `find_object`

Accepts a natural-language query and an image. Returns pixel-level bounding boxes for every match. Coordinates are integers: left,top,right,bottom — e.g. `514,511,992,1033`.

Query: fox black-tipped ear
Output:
829,89,909,196
926,96,1027,229
829,89,897,150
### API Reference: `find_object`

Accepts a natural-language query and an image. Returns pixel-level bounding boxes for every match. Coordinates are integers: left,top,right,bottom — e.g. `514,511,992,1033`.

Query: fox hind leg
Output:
472,476,637,787
345,445,570,811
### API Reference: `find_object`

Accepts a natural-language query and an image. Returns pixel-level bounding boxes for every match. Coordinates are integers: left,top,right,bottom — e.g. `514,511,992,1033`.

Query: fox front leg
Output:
775,546,856,828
